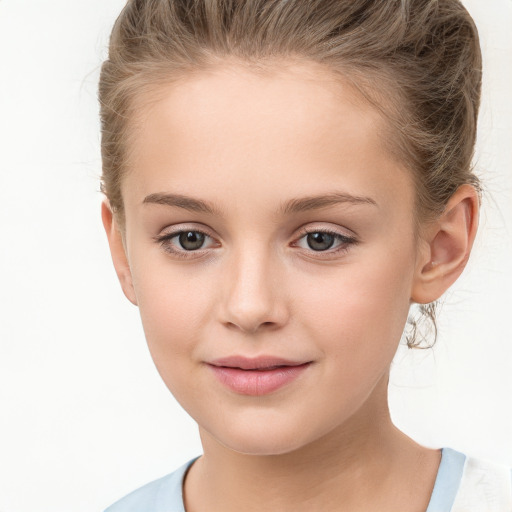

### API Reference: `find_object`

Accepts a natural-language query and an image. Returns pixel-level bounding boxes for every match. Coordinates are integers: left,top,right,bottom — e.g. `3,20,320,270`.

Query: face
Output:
114,61,424,455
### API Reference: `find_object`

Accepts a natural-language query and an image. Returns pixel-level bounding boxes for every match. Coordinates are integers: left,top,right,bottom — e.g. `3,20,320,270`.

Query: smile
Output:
206,356,312,396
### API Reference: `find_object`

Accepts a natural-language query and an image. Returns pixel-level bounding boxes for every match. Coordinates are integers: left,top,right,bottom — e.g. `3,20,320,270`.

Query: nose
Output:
220,245,289,335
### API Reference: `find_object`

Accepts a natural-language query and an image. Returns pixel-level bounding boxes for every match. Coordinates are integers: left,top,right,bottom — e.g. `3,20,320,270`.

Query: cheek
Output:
130,258,215,384
290,255,415,421
297,249,415,359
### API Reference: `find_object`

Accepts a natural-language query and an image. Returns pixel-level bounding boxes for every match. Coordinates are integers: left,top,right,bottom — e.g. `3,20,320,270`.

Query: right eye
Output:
154,229,217,258
174,231,207,251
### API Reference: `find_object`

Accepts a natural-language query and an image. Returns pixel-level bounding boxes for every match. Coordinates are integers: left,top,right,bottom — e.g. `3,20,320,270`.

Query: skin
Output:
102,60,479,511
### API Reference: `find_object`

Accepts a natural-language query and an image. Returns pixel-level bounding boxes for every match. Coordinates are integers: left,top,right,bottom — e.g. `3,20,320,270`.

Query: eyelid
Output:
155,224,216,241
295,223,356,240
292,225,358,254
153,224,219,258
294,222,357,241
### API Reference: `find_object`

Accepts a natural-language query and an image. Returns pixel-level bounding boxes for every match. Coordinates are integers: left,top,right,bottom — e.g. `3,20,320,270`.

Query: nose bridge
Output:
221,238,286,333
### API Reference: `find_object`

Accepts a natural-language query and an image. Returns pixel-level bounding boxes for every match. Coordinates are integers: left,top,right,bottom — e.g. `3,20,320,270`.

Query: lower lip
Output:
207,363,311,396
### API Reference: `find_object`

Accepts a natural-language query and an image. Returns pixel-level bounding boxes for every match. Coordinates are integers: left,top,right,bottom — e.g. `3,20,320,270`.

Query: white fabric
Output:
452,456,512,511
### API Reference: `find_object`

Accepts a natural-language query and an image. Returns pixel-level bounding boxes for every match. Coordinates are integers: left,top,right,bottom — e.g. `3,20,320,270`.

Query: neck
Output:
183,374,441,512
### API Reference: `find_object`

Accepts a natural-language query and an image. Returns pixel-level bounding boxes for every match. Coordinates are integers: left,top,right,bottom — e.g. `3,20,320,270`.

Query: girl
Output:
99,0,512,510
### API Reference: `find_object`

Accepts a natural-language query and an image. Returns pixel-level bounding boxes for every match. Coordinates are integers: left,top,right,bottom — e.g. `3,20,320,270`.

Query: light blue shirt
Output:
105,448,511,511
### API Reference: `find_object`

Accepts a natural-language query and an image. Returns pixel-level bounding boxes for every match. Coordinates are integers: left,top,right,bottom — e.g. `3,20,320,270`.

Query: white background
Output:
0,1,511,511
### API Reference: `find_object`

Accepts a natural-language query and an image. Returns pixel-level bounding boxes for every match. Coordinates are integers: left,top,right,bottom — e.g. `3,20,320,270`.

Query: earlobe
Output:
411,184,479,304
101,200,138,306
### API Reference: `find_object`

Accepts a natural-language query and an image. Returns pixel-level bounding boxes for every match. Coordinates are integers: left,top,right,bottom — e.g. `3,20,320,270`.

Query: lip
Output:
209,355,309,370
207,356,312,396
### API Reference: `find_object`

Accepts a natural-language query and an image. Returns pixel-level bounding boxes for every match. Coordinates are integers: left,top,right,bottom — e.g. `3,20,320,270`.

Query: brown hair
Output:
98,0,482,348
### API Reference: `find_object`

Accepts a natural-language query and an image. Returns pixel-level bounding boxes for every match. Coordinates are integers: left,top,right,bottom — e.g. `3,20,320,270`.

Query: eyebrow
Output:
142,191,377,216
279,192,377,215
143,192,223,216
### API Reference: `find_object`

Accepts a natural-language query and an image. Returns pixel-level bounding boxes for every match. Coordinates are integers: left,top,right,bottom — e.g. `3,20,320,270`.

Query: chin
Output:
204,415,320,456
221,434,306,456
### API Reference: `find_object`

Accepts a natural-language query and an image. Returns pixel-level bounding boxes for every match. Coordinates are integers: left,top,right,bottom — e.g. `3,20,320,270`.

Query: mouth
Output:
208,355,310,371
206,356,312,395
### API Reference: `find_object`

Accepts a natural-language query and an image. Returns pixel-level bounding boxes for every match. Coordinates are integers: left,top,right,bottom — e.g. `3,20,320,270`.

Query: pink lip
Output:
207,356,312,396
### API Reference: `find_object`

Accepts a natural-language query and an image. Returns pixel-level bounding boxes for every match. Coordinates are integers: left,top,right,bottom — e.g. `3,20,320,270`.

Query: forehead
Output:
129,60,384,161
123,60,413,214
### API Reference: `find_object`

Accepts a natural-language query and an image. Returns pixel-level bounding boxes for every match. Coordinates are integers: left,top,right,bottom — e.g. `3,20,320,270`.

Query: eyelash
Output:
295,227,357,257
153,229,217,260
153,227,358,260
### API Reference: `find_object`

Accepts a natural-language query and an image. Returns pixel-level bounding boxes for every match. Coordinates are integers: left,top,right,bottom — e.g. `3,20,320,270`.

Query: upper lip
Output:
207,356,310,370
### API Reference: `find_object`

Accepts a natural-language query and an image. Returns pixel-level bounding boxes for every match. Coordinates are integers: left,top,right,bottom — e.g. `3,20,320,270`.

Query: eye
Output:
175,231,206,251
154,228,216,258
304,231,336,251
294,227,357,256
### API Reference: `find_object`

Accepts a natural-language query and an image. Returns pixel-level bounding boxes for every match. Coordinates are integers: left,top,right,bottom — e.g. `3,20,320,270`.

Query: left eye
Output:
295,229,356,252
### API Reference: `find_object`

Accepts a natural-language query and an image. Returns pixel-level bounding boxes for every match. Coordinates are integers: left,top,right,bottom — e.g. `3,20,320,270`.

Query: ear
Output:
411,184,479,304
101,200,138,306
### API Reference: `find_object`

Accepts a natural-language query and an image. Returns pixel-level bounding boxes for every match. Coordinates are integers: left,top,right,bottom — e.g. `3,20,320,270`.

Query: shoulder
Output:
427,448,512,512
104,457,198,512
452,450,512,511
